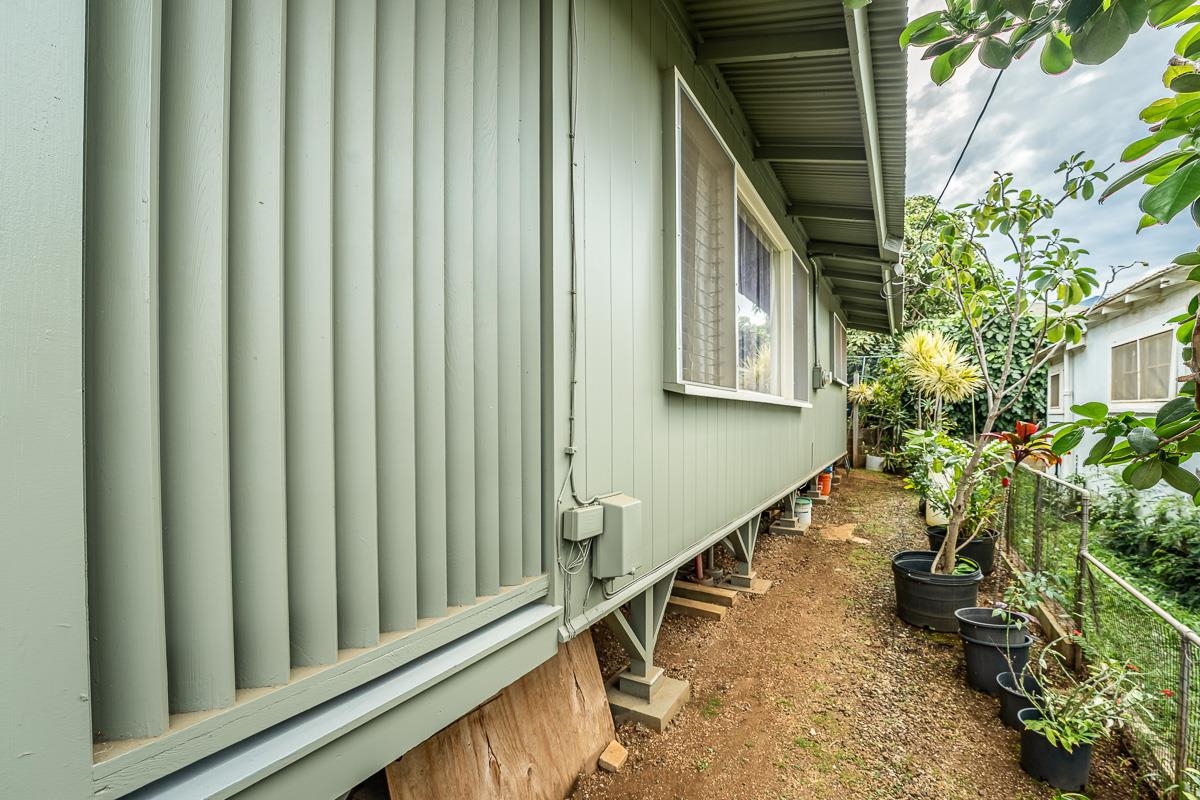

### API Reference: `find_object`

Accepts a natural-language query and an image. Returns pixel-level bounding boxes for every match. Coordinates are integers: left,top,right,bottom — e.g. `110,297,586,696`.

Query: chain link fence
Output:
1008,464,1199,795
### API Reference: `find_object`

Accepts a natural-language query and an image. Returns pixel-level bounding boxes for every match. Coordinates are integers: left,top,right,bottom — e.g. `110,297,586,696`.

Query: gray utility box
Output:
592,493,642,579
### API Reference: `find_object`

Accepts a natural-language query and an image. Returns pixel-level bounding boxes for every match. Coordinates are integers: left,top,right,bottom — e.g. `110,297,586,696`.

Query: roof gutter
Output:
845,5,903,333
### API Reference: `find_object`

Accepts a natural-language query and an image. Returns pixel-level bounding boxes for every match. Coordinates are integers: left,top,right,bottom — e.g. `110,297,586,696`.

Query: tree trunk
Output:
937,409,1001,574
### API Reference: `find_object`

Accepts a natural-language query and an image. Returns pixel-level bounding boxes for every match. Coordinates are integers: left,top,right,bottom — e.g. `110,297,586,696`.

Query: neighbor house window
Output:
677,88,736,389
1110,331,1172,402
736,209,777,394
1048,369,1062,410
793,256,811,402
831,313,847,383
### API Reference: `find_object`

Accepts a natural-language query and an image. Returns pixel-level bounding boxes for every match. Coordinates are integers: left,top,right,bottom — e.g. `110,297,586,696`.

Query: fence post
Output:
1179,637,1193,797
1033,473,1044,573
1073,494,1089,638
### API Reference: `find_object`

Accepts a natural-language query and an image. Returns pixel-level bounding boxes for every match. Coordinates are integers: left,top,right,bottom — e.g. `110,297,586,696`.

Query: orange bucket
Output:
817,472,832,496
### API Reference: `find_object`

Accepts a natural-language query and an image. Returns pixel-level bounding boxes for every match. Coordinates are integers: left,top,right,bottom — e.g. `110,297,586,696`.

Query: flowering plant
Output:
1023,643,1147,753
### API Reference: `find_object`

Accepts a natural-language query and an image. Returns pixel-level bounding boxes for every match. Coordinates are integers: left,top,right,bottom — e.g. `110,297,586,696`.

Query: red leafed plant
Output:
986,421,1060,468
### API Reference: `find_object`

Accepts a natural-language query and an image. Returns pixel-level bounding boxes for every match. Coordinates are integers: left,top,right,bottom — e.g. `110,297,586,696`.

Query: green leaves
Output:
1163,460,1200,497
1128,426,1161,454
900,11,946,48
1085,435,1116,465
1102,151,1193,202
1053,427,1085,455
980,36,1014,67
1140,159,1200,223
932,42,979,84
1067,0,1104,29
1157,396,1196,426
1041,33,1074,74
1072,2,1133,64
1073,401,1110,419
1128,459,1164,489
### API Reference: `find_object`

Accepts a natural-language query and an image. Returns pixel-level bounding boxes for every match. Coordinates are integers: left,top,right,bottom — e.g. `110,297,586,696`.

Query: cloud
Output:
904,6,1196,287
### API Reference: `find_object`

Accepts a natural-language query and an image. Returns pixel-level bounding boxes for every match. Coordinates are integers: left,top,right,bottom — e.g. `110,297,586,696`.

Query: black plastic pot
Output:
918,497,927,517
892,550,983,632
927,526,999,575
961,632,1033,696
954,606,1032,645
997,671,1042,731
1018,707,1093,791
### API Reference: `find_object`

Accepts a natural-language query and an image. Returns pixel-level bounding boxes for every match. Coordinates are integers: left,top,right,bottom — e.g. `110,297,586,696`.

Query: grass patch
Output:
701,694,723,719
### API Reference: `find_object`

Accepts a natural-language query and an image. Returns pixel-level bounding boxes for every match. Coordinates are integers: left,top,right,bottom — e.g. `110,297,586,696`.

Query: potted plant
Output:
1018,647,1146,792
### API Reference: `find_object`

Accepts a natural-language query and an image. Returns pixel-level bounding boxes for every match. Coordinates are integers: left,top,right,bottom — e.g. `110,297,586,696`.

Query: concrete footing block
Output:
607,676,691,733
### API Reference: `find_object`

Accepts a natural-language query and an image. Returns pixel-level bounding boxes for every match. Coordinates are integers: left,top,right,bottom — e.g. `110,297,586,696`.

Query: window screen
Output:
1139,332,1171,399
678,92,735,388
793,256,811,401
1110,332,1172,401
1111,342,1138,401
736,211,775,394
1048,371,1061,409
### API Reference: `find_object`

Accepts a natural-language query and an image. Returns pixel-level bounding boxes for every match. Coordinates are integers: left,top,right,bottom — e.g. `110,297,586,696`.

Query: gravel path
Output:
572,470,1150,800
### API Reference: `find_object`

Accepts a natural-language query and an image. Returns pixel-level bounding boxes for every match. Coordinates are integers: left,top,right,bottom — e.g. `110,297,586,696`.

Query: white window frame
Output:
830,313,848,385
792,255,812,403
1108,330,1175,406
1047,365,1063,411
662,68,812,409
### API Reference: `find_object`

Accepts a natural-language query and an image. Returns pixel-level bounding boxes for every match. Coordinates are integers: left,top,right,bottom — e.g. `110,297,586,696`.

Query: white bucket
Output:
865,454,884,471
793,497,813,530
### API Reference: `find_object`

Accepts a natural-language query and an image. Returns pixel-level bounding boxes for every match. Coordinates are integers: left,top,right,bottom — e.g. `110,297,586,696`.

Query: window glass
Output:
1139,331,1172,399
832,314,847,382
1111,342,1138,401
736,211,776,394
678,92,735,388
793,256,811,401
1048,371,1061,409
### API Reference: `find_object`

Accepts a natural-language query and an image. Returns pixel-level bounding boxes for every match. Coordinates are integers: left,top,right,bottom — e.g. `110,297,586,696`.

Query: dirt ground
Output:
572,470,1151,800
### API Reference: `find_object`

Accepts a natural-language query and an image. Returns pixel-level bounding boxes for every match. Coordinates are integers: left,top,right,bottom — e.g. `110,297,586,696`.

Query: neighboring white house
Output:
1046,264,1192,477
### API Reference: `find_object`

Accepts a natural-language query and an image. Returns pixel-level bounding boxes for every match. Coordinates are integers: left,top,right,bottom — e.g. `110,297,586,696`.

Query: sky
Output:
904,0,1196,292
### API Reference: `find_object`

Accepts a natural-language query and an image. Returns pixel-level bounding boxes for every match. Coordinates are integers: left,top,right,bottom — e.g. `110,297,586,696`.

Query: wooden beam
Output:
787,203,875,222
695,31,849,65
755,144,867,164
822,265,882,281
834,288,885,303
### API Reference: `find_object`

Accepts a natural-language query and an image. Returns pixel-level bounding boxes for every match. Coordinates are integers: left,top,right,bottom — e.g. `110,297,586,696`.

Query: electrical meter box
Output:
592,493,642,579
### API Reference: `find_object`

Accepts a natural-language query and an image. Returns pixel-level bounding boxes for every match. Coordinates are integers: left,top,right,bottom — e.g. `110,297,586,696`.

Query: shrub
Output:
1091,484,1200,611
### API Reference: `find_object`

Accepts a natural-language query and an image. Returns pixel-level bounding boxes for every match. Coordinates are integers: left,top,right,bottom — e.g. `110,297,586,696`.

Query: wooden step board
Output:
666,595,727,621
671,580,740,607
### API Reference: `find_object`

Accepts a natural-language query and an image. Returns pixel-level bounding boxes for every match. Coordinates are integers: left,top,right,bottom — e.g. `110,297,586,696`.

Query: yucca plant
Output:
898,329,983,429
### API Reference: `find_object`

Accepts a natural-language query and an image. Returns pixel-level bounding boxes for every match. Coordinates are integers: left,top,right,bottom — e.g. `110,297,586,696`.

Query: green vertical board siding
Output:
445,0,479,607
283,0,339,668
414,0,450,619
473,0,502,598
73,0,546,766
496,0,523,587
375,0,420,634
562,0,850,620
83,0,171,741
4,3,94,795
158,0,236,714
519,0,543,578
333,0,381,651
228,0,290,691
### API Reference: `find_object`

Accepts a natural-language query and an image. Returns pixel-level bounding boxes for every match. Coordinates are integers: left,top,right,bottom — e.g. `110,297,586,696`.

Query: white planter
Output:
925,469,951,525
865,454,884,471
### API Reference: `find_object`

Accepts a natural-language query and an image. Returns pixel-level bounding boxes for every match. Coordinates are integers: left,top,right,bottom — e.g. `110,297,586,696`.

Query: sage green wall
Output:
1,4,93,798
557,0,849,621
